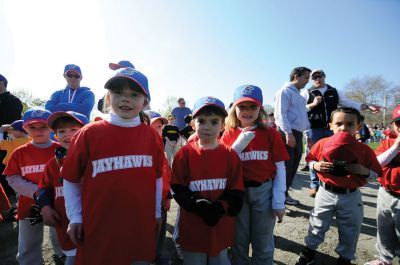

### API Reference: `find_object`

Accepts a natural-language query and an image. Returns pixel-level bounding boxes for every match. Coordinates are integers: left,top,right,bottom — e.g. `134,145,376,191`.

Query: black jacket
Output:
307,85,339,129
0,91,23,126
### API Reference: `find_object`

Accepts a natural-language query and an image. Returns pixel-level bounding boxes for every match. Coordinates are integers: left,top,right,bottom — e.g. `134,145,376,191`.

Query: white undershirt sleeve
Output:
272,161,286,210
7,175,38,198
63,179,82,224
156,177,162,219
377,145,399,167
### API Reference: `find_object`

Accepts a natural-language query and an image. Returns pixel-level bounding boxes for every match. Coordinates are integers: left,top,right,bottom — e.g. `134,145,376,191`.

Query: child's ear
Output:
329,122,333,130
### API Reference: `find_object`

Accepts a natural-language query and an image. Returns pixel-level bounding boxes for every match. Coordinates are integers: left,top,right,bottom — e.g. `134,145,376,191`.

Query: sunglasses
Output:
312,75,324,80
66,73,81,79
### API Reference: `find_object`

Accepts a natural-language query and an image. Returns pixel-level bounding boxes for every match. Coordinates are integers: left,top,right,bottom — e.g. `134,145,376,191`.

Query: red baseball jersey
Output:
221,127,289,183
375,139,400,194
0,184,11,222
306,137,382,189
4,142,60,219
172,142,243,256
39,156,75,251
61,120,164,264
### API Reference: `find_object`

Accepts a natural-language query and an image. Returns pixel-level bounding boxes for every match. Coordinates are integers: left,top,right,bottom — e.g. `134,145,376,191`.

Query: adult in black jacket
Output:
0,74,23,197
301,69,373,196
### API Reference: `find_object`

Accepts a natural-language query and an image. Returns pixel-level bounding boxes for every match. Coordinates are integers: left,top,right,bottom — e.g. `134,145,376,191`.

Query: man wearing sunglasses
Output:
45,64,95,120
302,69,375,197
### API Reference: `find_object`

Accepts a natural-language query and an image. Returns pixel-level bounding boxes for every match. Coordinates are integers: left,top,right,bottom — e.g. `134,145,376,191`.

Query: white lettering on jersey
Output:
55,186,64,199
239,151,268,161
189,178,227,191
92,155,153,177
20,164,45,176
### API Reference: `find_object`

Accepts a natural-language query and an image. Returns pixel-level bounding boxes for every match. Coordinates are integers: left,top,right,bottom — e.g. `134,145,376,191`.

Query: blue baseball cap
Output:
109,60,135,70
0,74,8,87
145,110,168,125
10,120,27,134
64,64,82,76
233,85,263,107
192,96,227,117
23,108,51,127
104,67,151,101
47,111,89,130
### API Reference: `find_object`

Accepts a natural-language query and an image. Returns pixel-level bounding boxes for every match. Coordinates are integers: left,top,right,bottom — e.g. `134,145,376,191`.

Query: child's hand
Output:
67,223,83,246
344,163,370,176
313,161,334,172
40,206,60,227
273,209,285,223
162,199,171,211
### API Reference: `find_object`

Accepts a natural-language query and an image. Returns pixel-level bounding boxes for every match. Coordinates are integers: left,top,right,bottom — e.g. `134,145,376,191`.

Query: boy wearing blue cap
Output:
4,108,61,265
35,111,88,265
45,64,95,120
171,96,244,265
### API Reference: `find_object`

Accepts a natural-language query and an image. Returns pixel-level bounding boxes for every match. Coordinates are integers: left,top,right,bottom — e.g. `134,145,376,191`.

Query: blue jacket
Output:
45,86,95,119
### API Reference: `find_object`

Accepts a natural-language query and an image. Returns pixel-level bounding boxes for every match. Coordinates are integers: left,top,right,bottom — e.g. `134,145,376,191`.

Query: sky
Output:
1,0,399,116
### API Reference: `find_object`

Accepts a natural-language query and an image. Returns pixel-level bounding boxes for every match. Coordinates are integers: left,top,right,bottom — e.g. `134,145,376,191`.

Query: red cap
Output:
392,105,400,122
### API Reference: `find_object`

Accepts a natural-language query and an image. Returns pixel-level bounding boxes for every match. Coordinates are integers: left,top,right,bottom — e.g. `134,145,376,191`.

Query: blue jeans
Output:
308,128,333,189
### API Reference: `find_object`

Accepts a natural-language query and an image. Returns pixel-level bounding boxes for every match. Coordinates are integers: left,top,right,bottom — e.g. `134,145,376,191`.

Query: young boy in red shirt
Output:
35,111,88,265
296,107,382,265
365,105,400,265
4,108,60,265
171,96,244,265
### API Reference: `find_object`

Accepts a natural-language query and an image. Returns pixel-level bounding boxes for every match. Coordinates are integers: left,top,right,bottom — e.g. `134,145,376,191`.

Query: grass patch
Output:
368,142,380,150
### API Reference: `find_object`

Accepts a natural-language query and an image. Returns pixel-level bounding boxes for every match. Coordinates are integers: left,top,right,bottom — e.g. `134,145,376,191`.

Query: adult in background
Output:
302,69,378,197
45,64,94,119
274,66,311,205
0,74,23,197
171,98,192,130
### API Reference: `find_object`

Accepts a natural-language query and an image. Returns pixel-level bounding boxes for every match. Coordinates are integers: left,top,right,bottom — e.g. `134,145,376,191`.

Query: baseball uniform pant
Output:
375,187,400,263
308,128,333,189
232,180,275,265
279,129,303,193
183,249,230,265
17,219,44,265
304,186,363,260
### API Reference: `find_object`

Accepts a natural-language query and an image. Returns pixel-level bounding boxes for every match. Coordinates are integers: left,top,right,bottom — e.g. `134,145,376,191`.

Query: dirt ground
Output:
0,163,396,265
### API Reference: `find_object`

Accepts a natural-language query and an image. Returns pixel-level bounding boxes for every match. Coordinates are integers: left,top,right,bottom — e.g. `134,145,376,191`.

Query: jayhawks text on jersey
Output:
189,178,227,191
239,151,268,161
92,155,153,177
21,164,46,176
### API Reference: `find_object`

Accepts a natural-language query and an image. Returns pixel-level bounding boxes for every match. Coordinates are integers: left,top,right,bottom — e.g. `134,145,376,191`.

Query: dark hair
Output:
178,98,185,103
289,67,312,81
53,117,83,132
194,106,227,120
330,107,362,124
0,74,7,88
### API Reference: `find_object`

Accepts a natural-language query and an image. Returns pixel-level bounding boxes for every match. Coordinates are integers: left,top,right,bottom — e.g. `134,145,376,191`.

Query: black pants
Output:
279,129,303,194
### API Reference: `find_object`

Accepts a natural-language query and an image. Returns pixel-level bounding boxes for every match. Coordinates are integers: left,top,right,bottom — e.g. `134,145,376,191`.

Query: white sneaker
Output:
285,195,300,205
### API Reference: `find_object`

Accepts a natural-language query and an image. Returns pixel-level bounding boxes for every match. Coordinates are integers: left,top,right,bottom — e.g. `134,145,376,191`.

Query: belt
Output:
383,186,400,199
245,178,271,187
319,180,357,194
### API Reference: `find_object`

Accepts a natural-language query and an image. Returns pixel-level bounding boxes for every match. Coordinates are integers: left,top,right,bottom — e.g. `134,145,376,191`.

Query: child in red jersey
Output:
221,85,289,265
35,111,88,265
171,96,244,265
145,110,172,265
365,105,400,265
4,108,61,265
61,68,165,265
296,107,382,265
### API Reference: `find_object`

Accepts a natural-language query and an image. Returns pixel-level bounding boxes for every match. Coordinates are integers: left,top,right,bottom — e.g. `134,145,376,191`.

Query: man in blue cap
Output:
45,64,95,120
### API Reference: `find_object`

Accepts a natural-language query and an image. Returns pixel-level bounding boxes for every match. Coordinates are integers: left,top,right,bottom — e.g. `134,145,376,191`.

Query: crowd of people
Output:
0,64,399,265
